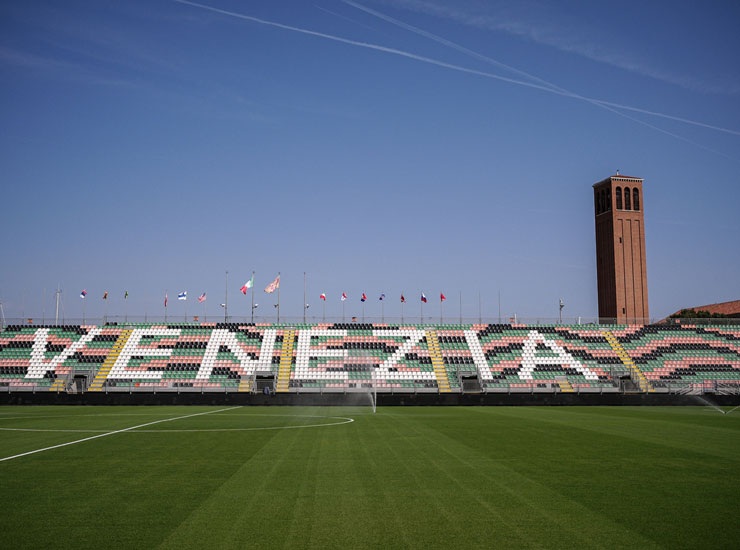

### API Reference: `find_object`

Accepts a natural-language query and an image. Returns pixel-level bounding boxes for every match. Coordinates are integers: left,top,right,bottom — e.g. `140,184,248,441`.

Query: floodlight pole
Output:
55,285,62,326
559,298,564,324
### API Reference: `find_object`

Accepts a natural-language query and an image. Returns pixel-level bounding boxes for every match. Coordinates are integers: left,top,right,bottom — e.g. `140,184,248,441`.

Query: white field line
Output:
0,415,355,434
0,406,241,463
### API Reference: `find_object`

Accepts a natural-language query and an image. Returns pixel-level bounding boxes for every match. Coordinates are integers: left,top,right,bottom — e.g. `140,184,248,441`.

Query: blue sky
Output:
1,0,738,324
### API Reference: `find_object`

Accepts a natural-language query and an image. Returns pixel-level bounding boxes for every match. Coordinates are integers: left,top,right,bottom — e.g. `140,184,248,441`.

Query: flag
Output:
124,291,129,299
400,293,406,303
103,291,108,300
198,293,206,303
80,289,87,299
320,293,326,301
178,291,187,301
264,275,280,294
241,275,254,295
421,293,427,303
440,293,447,302
164,293,168,307
361,293,367,302
341,292,347,301
379,293,385,301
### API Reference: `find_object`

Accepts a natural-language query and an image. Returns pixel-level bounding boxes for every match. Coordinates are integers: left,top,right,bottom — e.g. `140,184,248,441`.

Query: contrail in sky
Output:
340,0,736,158
174,0,739,139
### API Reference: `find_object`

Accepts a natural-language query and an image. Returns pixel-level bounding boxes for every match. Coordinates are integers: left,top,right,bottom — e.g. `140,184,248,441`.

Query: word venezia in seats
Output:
17,326,597,383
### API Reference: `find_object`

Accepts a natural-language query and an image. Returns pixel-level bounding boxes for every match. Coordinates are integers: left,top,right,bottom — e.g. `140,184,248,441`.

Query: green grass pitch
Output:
1,405,738,549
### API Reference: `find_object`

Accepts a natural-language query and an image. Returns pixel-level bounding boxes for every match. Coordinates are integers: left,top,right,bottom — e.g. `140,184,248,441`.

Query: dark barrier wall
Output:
2,392,739,407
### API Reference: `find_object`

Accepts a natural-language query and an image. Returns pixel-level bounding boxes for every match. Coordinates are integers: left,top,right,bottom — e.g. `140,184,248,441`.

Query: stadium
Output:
3,2,740,548
2,174,738,406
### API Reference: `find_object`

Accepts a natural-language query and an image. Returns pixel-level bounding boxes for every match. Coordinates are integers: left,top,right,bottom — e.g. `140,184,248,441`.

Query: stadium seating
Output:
1,322,738,394
0,325,121,391
473,324,625,392
612,324,740,392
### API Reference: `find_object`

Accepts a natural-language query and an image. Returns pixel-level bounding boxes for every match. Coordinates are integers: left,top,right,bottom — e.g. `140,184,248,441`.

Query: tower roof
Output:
593,174,643,187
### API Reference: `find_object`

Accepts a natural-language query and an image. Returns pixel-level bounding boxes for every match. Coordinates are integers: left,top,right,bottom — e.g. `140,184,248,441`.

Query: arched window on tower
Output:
615,187,622,210
606,190,612,211
624,187,631,210
633,188,640,211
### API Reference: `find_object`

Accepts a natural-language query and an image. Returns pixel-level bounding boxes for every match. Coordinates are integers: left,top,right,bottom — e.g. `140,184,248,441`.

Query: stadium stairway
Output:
426,330,451,393
558,380,575,393
48,375,67,392
275,330,296,393
88,329,132,392
237,375,253,393
602,330,650,393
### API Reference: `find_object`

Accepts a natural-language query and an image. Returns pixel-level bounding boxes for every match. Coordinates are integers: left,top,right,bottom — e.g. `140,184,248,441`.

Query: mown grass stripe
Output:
0,406,240,462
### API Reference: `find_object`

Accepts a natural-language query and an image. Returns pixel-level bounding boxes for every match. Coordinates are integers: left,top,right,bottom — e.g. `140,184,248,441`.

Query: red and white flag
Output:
341,292,347,301
361,293,367,302
264,275,280,294
440,293,446,302
421,293,427,303
320,293,326,301
198,293,207,303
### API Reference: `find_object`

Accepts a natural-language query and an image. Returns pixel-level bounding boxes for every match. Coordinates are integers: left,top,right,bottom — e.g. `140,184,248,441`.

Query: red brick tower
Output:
594,174,649,323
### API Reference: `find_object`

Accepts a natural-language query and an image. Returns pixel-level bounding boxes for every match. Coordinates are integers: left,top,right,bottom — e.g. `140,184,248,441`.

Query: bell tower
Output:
594,173,649,323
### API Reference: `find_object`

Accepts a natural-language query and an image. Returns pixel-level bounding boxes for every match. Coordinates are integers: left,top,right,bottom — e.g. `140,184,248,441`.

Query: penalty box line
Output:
0,406,242,463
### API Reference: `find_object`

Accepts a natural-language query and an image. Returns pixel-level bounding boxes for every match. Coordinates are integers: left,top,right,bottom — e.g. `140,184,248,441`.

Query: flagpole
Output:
224,271,228,323
459,291,462,324
55,285,61,326
440,294,443,325
277,271,281,324
401,293,404,325
478,291,482,324
303,272,306,324
250,271,255,324
498,289,501,323
164,290,168,323
381,297,385,323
